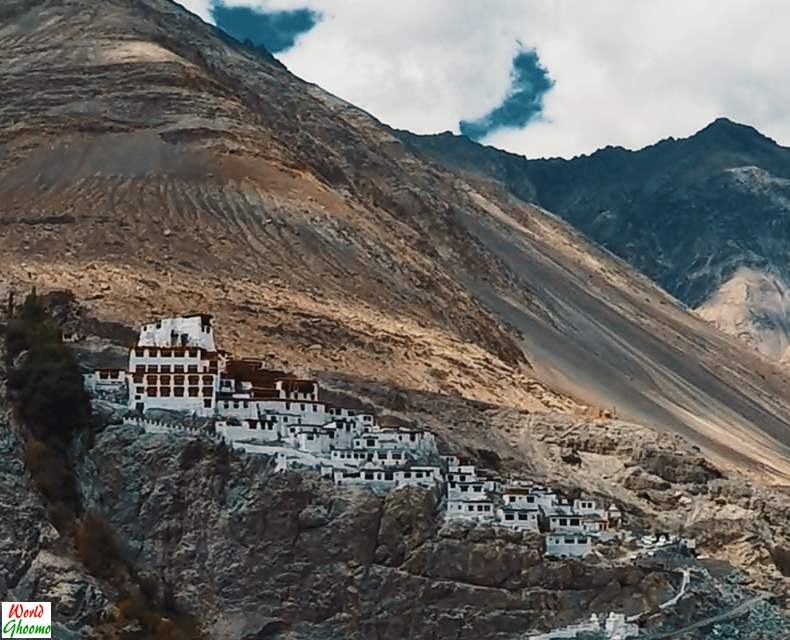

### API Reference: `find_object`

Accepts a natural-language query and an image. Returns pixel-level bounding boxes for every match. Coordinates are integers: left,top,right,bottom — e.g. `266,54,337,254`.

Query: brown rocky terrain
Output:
3,0,790,484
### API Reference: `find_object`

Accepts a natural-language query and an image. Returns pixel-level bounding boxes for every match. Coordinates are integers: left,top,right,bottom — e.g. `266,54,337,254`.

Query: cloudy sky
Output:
178,0,790,159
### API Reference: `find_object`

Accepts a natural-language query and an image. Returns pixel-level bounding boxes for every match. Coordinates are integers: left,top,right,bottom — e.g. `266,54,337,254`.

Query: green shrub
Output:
5,290,55,362
6,291,90,443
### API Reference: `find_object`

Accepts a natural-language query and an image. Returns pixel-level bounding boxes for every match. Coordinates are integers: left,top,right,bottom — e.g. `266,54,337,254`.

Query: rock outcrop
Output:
74,424,677,639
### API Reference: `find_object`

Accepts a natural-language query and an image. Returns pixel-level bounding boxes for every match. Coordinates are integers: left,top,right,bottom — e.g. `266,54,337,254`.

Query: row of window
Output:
333,451,369,460
142,386,213,397
230,421,276,430
133,348,201,358
138,374,214,385
503,513,535,521
331,450,404,460
450,483,484,492
363,471,394,480
548,536,590,545
554,518,581,527
226,400,322,412
357,470,434,481
328,408,357,417
135,397,214,408
97,371,124,380
132,364,211,375
458,504,492,513
402,470,432,479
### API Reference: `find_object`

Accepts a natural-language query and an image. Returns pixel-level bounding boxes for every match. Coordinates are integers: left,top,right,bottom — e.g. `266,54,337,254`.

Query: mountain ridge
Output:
398,117,790,358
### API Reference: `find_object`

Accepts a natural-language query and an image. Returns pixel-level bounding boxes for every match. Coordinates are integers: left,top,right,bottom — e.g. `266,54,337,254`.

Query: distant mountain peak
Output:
706,116,743,129
693,116,776,147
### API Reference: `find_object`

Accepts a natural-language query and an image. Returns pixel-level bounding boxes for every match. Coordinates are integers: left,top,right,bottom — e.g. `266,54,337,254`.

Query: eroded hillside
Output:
3,0,790,482
399,121,790,366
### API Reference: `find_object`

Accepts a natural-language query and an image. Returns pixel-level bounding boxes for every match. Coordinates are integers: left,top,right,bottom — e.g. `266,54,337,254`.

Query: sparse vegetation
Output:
78,512,206,639
5,291,89,532
117,591,204,640
76,513,122,579
6,291,90,443
24,439,80,531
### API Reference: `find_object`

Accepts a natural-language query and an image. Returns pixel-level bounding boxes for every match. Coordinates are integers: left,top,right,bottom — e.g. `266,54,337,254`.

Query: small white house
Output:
330,449,371,466
448,470,478,483
215,419,282,444
502,490,538,509
524,489,560,512
573,498,603,517
497,507,540,531
447,498,496,522
394,466,443,488
545,534,593,558
448,480,487,501
216,397,259,420
333,464,395,489
83,369,127,398
582,518,606,535
285,425,332,454
482,477,503,494
448,464,477,476
548,515,585,534
353,428,437,455
322,419,362,449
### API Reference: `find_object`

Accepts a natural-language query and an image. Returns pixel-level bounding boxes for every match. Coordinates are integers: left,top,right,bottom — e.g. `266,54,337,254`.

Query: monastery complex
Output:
84,314,664,560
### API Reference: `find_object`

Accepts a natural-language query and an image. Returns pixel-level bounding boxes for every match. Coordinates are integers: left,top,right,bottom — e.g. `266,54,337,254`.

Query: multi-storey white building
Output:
137,315,217,351
447,498,497,522
128,343,225,416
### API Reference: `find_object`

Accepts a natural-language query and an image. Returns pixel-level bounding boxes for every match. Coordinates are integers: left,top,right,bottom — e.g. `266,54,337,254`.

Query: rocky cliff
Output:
74,424,681,639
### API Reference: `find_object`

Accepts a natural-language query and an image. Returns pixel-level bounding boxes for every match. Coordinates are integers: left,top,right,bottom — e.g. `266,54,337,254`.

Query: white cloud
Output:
177,0,790,159
178,0,214,22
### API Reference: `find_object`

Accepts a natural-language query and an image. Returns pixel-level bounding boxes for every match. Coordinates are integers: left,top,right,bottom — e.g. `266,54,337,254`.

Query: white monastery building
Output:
83,315,631,561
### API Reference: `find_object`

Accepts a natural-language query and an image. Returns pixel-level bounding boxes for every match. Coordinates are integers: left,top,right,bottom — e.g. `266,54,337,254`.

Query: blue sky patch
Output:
460,48,554,140
211,2,320,53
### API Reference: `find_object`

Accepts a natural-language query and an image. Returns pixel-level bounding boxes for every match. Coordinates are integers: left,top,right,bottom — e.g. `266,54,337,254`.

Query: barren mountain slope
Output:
399,121,790,364
3,0,790,481
697,267,790,362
